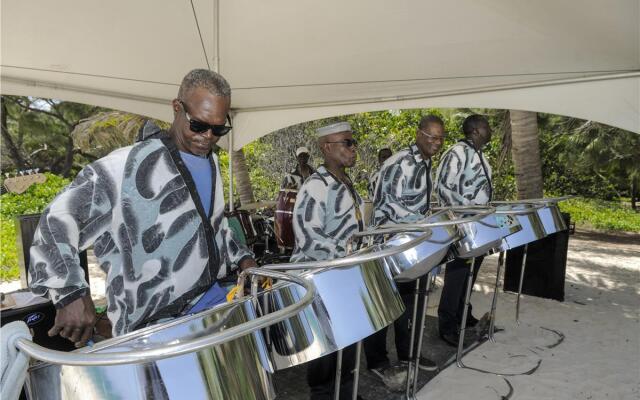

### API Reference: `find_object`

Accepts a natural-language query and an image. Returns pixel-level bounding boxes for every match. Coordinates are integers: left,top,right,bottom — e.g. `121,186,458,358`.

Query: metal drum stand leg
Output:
332,341,363,400
351,341,362,400
515,244,529,325
404,278,422,399
409,273,434,398
456,257,477,368
334,349,344,400
488,251,504,342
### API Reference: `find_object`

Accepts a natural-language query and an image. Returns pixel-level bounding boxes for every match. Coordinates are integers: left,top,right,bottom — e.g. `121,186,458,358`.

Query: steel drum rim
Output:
16,268,316,367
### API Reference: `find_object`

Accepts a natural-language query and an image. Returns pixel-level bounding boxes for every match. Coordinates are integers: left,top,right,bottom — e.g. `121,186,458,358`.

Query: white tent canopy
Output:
2,0,639,151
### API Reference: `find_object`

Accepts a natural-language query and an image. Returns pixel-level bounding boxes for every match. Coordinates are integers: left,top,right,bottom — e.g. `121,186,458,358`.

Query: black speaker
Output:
503,213,571,302
1,296,76,352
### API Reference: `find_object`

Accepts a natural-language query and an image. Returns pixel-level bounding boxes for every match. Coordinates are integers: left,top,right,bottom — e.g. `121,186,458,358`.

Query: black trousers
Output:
437,256,484,335
364,276,429,368
307,343,358,400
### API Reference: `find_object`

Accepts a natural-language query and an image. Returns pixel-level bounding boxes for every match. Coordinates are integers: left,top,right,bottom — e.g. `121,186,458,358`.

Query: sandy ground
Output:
2,229,638,399
417,230,640,400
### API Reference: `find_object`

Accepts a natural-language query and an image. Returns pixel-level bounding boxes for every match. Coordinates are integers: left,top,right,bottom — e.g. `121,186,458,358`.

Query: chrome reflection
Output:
25,299,275,400
493,203,548,250
382,209,461,281
450,207,520,258
260,246,405,371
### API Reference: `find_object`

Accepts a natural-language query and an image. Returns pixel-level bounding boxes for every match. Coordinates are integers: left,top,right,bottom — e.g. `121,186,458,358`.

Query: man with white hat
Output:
291,121,365,399
280,146,315,190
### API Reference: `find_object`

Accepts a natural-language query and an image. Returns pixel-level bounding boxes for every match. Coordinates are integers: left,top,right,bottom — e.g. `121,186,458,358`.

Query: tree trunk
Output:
509,110,544,200
232,148,255,205
61,134,75,177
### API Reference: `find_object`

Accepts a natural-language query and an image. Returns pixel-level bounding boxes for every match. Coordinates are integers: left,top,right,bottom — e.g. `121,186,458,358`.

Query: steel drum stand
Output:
515,243,529,325
455,257,477,368
486,244,527,341
487,251,504,341
403,271,437,400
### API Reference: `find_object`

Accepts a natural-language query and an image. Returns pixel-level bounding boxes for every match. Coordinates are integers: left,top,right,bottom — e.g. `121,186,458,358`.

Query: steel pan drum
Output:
274,189,297,250
25,299,274,400
381,209,461,281
532,199,568,234
449,206,519,258
494,203,547,250
260,237,431,370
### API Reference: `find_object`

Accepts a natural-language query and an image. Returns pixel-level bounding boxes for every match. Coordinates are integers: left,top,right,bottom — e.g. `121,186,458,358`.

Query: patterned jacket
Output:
290,166,364,262
367,169,381,199
28,130,253,336
372,144,433,227
435,139,493,206
281,165,315,190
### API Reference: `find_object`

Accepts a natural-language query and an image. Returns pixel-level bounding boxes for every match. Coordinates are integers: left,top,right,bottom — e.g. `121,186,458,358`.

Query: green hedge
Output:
0,173,70,280
559,198,640,233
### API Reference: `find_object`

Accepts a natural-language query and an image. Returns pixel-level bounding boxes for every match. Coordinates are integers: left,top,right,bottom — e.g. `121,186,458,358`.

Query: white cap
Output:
296,146,310,157
316,122,352,137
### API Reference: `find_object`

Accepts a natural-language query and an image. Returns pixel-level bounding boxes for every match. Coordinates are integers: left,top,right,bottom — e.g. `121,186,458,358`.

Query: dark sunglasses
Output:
179,100,232,137
325,138,358,148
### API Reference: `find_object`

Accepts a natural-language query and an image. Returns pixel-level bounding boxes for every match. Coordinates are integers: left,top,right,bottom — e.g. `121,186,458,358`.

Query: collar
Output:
460,138,481,152
409,143,431,166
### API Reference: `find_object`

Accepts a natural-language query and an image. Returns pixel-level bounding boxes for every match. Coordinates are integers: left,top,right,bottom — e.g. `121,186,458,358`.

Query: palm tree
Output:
232,148,255,206
72,111,160,158
509,110,544,199
564,120,640,208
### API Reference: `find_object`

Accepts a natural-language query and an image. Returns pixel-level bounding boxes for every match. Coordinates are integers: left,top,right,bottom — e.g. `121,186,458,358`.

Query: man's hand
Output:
239,257,258,271
48,294,97,348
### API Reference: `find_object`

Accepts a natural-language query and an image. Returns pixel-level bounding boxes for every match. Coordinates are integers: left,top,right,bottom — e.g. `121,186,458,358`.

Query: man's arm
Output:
291,180,344,260
29,163,114,346
219,214,256,270
372,161,425,226
436,148,470,206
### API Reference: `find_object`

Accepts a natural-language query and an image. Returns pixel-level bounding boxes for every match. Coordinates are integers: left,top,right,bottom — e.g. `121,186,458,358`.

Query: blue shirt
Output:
180,151,213,216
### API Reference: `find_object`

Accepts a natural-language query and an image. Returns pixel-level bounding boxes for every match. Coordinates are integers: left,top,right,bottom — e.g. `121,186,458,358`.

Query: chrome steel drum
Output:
260,244,409,370
493,202,547,250
532,199,568,234
381,209,461,282
25,299,275,400
450,206,519,258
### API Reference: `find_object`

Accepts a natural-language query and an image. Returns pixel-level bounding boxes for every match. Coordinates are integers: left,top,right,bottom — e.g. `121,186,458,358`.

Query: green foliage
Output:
0,173,71,280
559,198,640,232
0,219,18,280
1,96,105,175
0,173,71,219
538,115,639,200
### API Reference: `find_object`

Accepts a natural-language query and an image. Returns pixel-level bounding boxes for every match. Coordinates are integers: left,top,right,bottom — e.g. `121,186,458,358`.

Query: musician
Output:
281,146,315,190
291,122,363,399
435,114,493,346
367,147,392,199
28,69,258,345
365,115,444,386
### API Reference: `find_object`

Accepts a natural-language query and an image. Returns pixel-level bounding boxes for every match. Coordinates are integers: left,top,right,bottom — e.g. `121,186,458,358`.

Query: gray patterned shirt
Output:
372,144,433,227
435,139,493,206
290,166,364,262
29,134,253,336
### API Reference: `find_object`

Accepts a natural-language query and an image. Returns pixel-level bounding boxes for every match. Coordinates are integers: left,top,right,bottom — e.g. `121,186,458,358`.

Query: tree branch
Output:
5,97,74,128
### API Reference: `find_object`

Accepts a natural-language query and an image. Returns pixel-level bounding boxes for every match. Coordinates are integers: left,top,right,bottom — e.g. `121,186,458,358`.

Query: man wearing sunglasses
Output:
364,115,445,390
290,122,365,400
28,69,257,345
435,114,493,347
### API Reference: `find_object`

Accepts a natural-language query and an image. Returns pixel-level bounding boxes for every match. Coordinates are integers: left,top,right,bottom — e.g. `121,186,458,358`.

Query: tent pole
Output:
228,128,234,212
